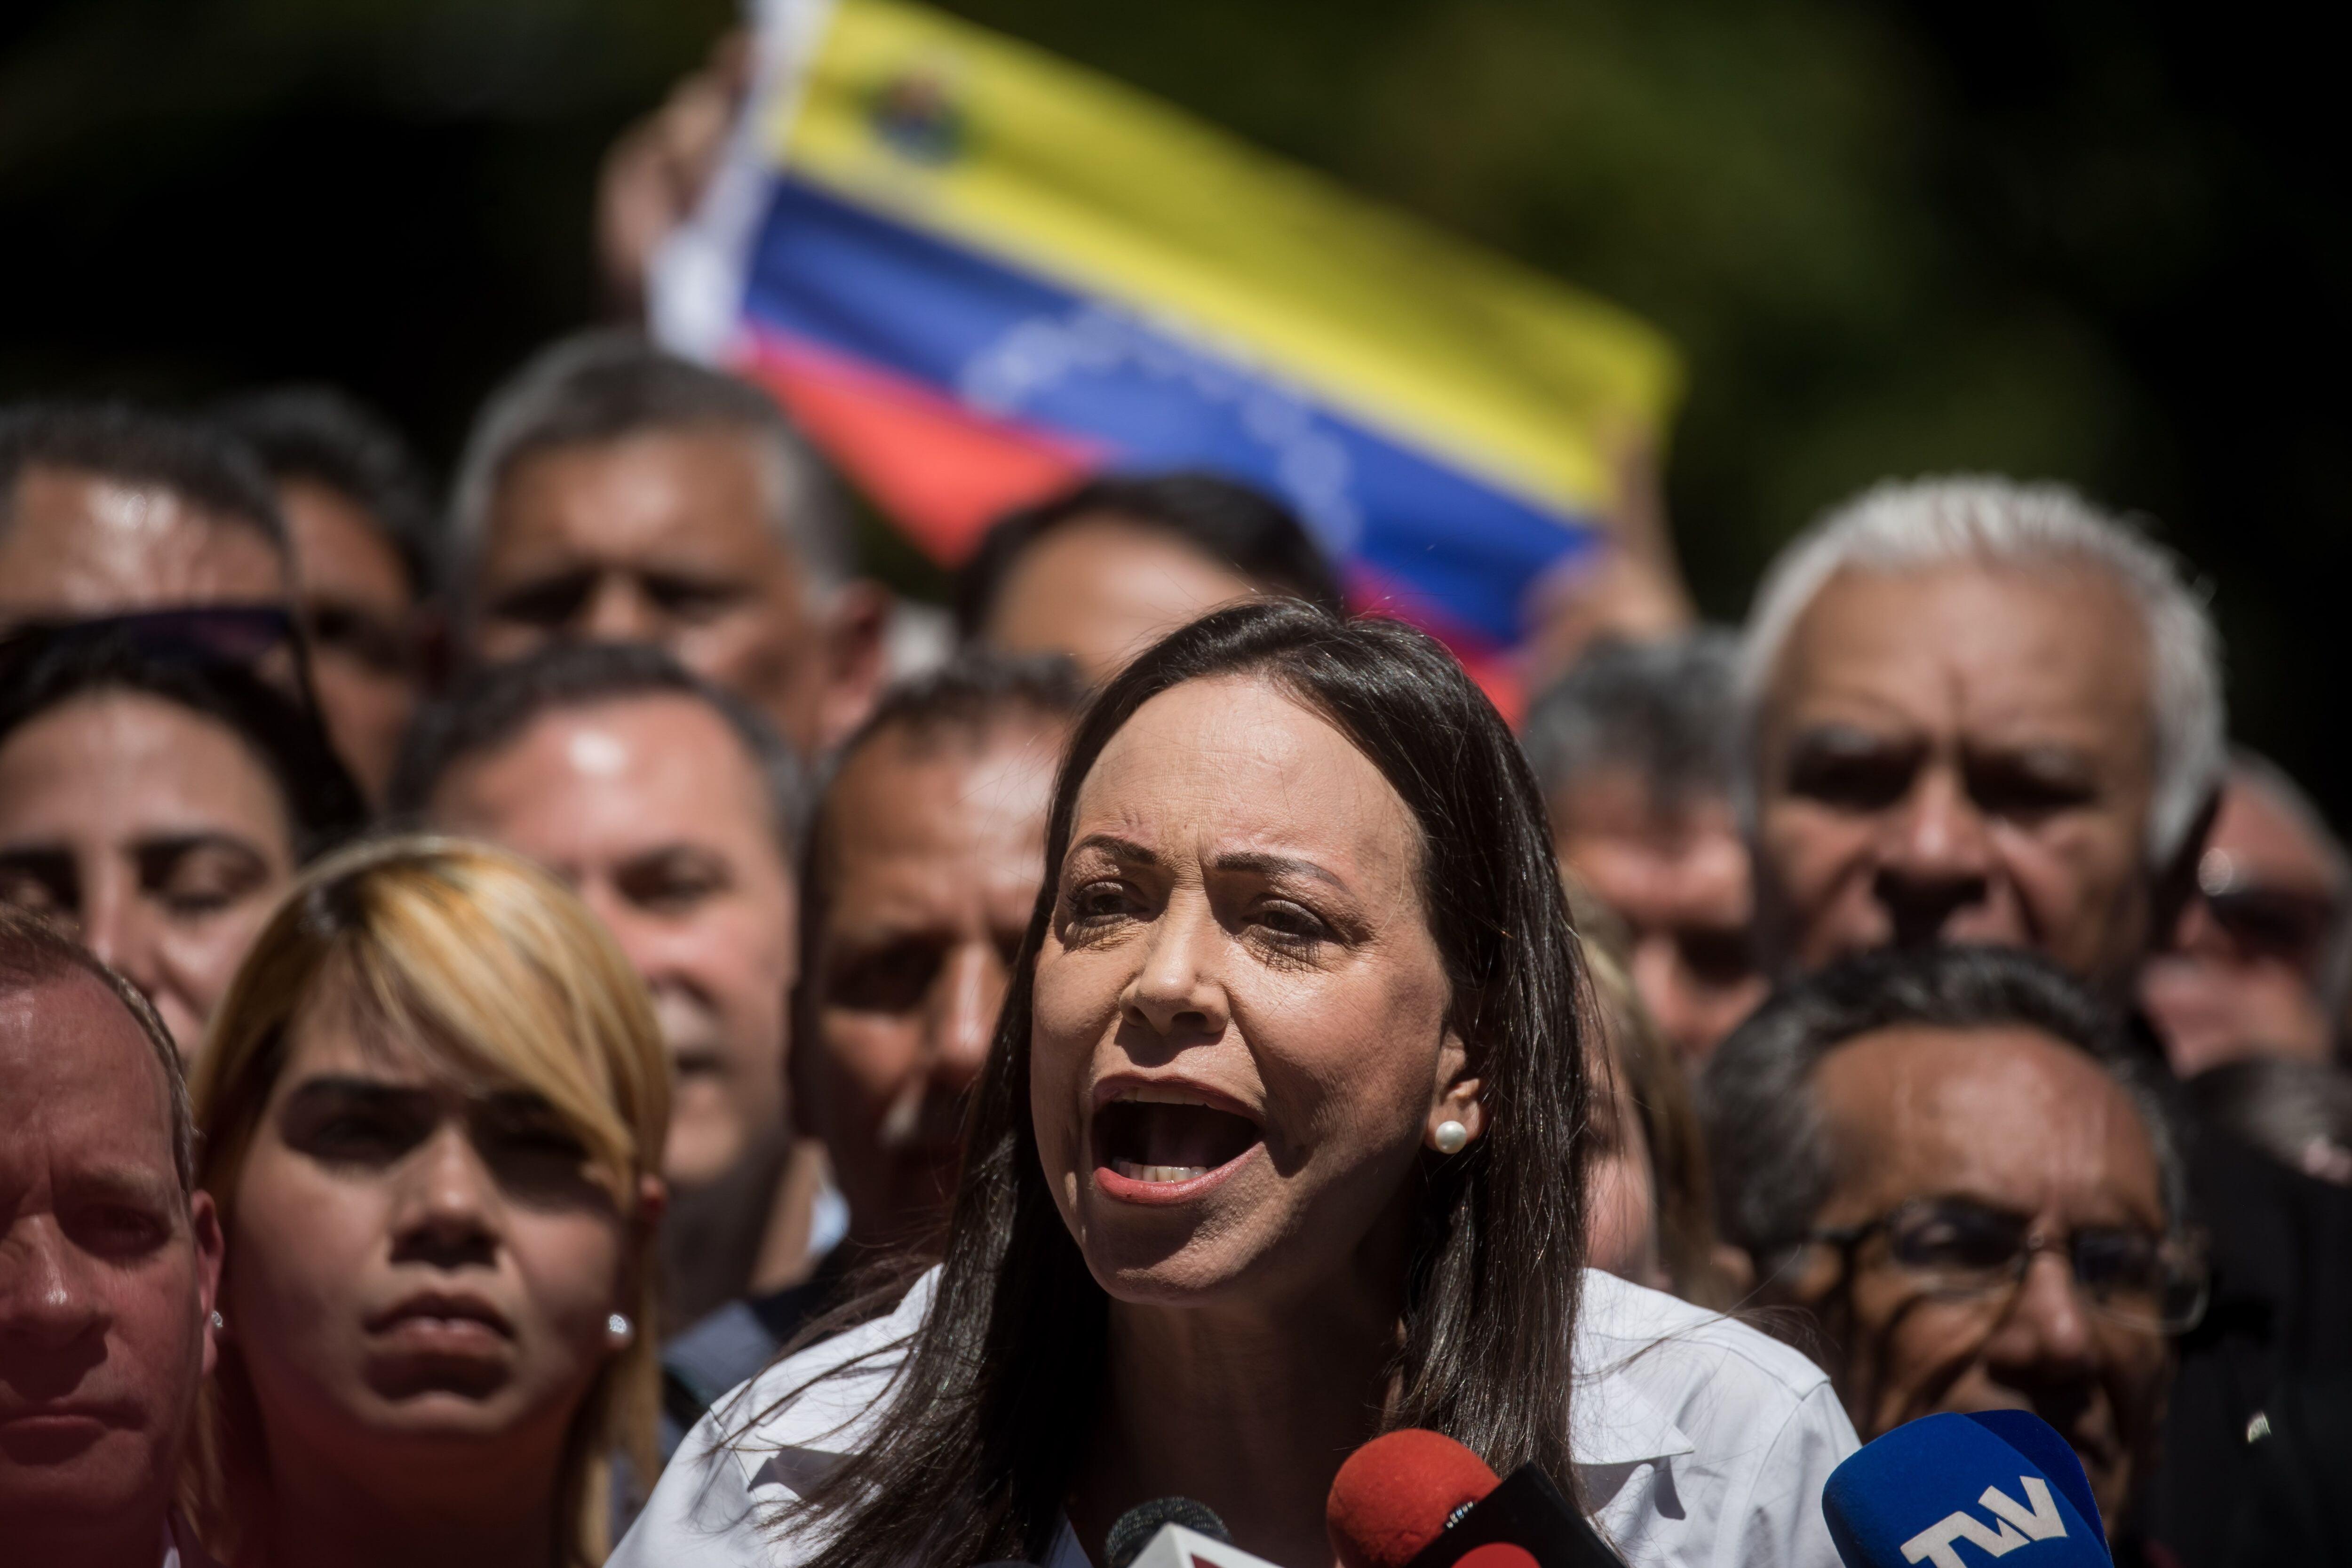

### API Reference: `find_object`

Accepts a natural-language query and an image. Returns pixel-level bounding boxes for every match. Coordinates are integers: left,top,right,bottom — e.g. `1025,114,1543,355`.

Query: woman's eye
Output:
1067,881,1132,922
1254,899,1330,943
303,1114,419,1163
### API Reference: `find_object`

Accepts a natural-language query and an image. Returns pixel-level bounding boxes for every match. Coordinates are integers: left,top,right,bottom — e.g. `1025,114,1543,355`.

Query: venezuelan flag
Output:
654,0,1679,679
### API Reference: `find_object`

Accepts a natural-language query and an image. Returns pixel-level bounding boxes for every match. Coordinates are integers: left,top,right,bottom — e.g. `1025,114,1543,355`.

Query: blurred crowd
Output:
5,58,2351,1568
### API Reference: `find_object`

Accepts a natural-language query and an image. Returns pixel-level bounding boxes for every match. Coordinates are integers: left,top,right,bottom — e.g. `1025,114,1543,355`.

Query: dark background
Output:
2,0,2341,816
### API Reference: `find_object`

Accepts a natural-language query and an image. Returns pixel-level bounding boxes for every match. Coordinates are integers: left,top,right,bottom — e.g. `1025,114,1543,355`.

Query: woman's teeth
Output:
1112,1158,1209,1183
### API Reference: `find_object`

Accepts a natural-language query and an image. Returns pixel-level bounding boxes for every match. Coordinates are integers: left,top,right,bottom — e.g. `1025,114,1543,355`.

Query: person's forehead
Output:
0,970,177,1171
825,727,1057,909
443,694,778,859
1551,768,1737,846
481,426,788,571
276,977,467,1090
0,463,286,619
1769,561,2153,745
0,688,293,846
1074,677,1417,880
1814,1022,2161,1212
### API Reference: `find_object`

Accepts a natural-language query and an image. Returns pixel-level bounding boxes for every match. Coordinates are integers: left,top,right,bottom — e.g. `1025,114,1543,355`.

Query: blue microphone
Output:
1821,1411,2109,1568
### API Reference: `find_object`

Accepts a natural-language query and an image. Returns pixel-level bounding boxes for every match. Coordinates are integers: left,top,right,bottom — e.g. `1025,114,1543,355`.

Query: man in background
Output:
449,332,890,757
658,655,1083,1438
0,907,223,1568
1735,475,2352,1565
392,644,833,1336
1736,476,2223,1001
1523,630,1766,1066
0,402,291,630
1701,946,2194,1561
214,387,440,804
956,472,1343,685
2139,749,2347,1077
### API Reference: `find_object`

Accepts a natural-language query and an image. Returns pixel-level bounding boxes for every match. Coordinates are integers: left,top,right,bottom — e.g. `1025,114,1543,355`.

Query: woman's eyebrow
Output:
1214,850,1349,891
1068,832,1160,868
281,1076,436,1114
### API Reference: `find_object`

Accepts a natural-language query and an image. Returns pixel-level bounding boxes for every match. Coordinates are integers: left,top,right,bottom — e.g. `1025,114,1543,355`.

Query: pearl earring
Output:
607,1313,634,1344
1432,1119,1470,1155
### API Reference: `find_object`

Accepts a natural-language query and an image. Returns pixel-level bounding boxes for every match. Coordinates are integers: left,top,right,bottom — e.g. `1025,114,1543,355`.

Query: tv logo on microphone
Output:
1823,1412,2108,1568
1899,1476,2070,1568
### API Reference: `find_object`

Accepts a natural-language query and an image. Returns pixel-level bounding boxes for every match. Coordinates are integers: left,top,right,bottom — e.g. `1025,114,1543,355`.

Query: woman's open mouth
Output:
1091,1082,1262,1200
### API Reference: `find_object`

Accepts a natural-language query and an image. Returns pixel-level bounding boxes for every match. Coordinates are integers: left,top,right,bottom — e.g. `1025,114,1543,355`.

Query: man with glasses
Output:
1700,946,2202,1562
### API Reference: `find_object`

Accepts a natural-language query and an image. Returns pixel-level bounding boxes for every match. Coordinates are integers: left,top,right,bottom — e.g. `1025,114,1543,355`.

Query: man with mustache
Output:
393,643,831,1338
643,655,1082,1441
1700,947,2197,1562
0,907,223,1568
1732,477,2352,1564
792,654,1083,1254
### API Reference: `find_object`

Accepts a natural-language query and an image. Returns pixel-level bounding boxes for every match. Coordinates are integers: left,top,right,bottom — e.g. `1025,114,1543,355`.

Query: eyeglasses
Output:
0,605,308,698
1812,1195,2209,1336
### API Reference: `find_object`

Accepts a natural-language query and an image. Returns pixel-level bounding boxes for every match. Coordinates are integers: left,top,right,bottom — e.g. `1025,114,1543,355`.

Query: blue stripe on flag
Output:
741,175,1597,645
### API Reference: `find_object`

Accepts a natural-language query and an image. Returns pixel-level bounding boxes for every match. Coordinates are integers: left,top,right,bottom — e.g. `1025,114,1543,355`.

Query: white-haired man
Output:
449,331,891,758
1735,477,2352,1565
1737,476,2224,999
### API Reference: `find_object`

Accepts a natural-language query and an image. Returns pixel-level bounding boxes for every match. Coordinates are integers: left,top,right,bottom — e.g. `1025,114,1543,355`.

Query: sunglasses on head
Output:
0,604,307,697
2197,850,2344,972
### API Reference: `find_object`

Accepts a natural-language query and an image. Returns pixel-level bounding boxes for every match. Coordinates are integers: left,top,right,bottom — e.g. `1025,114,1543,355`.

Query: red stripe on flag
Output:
1345,561,1526,728
736,331,1101,565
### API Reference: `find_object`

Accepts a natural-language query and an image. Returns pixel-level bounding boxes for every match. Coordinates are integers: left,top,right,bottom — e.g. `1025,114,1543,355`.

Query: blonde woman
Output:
184,836,668,1568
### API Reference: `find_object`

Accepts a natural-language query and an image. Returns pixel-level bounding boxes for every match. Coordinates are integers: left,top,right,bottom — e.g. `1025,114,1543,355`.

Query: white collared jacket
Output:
609,1268,1855,1568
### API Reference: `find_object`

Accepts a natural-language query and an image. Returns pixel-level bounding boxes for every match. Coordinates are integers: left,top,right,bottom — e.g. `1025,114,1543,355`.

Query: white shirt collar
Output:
725,1266,1701,1479
1567,1271,1701,1468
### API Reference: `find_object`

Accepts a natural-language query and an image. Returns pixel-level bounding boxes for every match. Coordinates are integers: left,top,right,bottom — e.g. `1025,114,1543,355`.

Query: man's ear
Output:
816,581,894,752
2147,781,2224,959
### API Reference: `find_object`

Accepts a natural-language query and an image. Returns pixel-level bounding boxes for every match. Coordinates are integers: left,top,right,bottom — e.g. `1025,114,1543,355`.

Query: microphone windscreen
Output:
1327,1429,1503,1568
1108,1498,1230,1568
1822,1412,2107,1568
1961,1410,2104,1541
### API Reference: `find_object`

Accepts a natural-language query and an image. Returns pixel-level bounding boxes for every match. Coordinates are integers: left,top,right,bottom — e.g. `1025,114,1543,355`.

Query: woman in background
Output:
185,836,667,1568
0,628,362,1056
1581,939,1739,1307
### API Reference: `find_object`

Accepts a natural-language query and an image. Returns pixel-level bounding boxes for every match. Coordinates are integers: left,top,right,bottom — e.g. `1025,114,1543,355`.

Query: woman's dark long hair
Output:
765,601,1593,1567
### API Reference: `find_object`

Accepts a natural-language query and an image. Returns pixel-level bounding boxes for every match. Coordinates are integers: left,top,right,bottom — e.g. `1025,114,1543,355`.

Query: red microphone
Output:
1327,1430,1503,1568
1327,1430,1625,1568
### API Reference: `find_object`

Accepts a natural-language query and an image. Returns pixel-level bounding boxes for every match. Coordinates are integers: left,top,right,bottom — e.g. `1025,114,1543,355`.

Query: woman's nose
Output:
389,1123,502,1268
1126,896,1228,1039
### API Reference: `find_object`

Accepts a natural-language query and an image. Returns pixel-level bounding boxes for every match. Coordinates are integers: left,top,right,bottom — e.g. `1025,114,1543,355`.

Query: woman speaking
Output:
617,602,1852,1568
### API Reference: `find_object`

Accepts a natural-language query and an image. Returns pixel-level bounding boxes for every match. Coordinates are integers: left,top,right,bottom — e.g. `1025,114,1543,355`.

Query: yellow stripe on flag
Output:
763,0,1679,517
